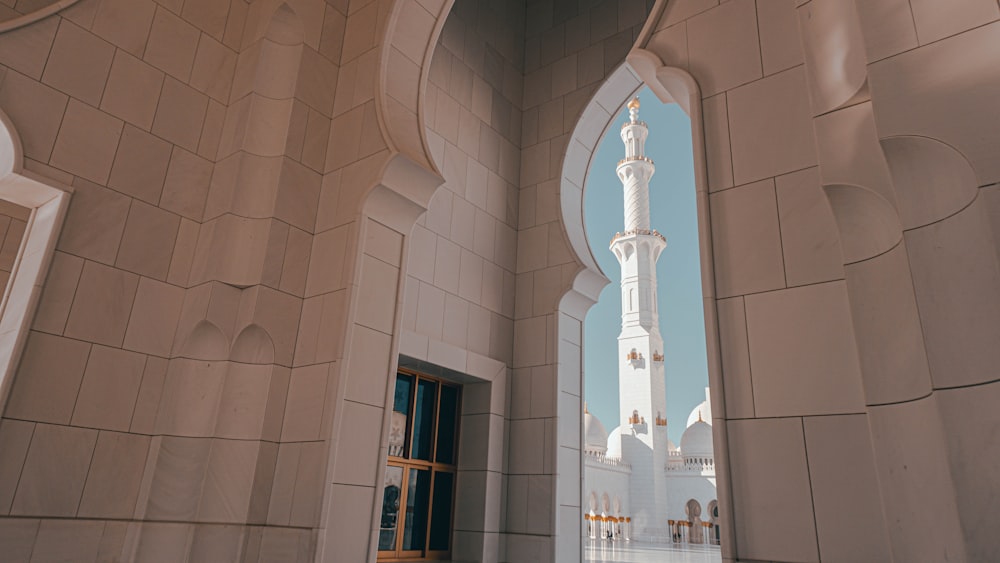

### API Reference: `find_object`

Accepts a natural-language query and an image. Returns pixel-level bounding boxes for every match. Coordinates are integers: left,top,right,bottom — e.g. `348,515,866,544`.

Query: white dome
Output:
686,387,713,428
680,420,714,458
686,401,711,427
605,426,623,459
584,411,608,454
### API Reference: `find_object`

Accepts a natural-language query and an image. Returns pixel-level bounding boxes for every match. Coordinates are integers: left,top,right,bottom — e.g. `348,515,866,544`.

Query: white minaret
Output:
610,97,670,541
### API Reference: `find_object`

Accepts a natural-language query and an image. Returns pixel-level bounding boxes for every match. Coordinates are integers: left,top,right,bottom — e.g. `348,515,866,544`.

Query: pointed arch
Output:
264,2,304,45
555,47,736,552
231,323,276,364
179,320,230,361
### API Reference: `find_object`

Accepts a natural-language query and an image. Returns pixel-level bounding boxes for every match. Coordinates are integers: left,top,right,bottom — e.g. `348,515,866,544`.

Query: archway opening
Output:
572,68,724,560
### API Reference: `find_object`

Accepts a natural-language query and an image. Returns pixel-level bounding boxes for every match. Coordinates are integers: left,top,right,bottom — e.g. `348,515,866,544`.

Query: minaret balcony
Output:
625,348,645,368
621,120,647,130
616,155,654,167
610,228,666,246
627,410,648,434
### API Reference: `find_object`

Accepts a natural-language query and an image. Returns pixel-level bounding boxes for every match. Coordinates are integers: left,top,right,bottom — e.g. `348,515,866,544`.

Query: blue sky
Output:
583,86,709,445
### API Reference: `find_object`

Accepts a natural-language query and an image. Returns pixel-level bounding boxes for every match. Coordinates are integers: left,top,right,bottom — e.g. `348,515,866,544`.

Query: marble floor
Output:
584,541,723,563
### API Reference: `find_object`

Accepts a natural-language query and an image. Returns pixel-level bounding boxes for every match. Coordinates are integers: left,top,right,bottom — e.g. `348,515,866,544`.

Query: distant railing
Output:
584,451,632,470
666,457,715,472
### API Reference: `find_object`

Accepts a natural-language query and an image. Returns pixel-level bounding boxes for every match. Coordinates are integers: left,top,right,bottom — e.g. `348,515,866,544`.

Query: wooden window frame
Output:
378,369,461,562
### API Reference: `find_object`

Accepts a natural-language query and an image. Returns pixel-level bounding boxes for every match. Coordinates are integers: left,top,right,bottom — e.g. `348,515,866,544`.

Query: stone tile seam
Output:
59,327,96,418
858,14,1000,68
771,179,790,289
1,514,317,530
121,354,152,434
900,188,980,234
6,420,38,519
717,275,843,302
799,417,823,562
412,281,515,319
740,296,757,419
708,163,816,196
721,90,737,192
905,0,922,48
906,2,1000,49
4,18,57,87
437,231,514,269
49,249,316,298
839,189,980,270
39,19,115,106
752,0,766,82
78,424,142,518
864,376,1000,409
696,58,784,103
810,96,871,120
214,148,329,177
32,326,310,371
226,89,337,121
842,237,903,268
48,77,322,175
725,412,868,422
46,251,84,336
1,417,330,445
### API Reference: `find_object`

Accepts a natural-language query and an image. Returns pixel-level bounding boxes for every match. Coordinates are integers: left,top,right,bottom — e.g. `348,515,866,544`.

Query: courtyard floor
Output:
584,541,722,563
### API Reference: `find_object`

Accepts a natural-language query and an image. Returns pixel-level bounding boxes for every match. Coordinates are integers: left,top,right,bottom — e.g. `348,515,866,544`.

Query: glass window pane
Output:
435,385,459,464
411,379,437,460
402,468,431,551
393,374,412,414
428,471,454,551
378,466,404,551
389,375,413,457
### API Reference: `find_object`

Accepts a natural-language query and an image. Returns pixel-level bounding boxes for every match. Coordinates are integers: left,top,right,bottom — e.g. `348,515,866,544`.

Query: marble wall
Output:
0,0,342,560
630,1,1000,562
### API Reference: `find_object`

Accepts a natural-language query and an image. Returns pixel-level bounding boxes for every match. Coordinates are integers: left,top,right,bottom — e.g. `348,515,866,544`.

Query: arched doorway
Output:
557,58,734,556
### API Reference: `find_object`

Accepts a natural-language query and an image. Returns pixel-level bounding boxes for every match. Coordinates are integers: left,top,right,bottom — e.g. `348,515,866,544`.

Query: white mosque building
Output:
583,98,718,546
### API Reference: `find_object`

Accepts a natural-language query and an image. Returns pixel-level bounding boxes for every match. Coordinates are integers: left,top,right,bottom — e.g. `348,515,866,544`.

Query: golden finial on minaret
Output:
698,410,703,423
584,402,589,414
627,97,640,122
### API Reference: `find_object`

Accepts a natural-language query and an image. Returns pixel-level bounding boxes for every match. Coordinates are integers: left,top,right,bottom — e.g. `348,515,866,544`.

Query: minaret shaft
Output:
611,100,667,333
618,106,653,231
609,97,671,541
